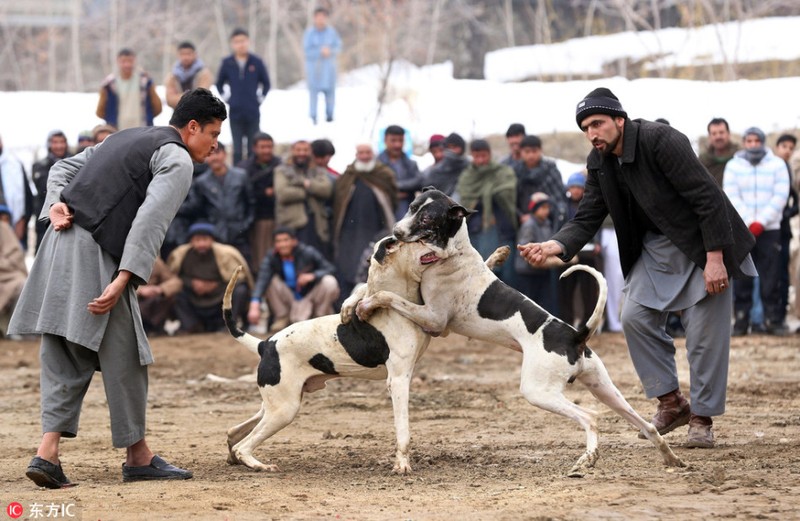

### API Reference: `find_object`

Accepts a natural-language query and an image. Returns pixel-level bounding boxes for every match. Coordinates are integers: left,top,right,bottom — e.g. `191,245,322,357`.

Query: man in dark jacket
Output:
216,28,271,164
238,132,281,273
181,142,254,261
424,132,469,197
519,88,756,450
377,125,422,219
248,227,339,332
699,117,738,186
31,130,70,252
514,134,566,229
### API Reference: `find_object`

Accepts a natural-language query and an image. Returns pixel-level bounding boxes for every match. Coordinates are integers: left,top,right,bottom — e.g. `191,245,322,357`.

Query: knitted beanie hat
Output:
575,87,628,129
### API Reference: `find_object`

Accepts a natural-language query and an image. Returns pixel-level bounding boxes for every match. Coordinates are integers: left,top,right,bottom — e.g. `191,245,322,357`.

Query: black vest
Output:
61,126,188,259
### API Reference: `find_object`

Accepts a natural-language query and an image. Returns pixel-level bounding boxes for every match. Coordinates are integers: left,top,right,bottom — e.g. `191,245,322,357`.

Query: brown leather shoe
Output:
638,389,691,439
686,415,715,448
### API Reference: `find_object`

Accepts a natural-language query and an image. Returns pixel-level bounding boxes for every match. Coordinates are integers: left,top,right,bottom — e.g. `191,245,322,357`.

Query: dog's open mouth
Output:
420,252,440,265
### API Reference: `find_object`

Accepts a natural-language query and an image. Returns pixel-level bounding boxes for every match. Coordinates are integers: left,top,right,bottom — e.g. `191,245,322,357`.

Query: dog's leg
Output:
519,349,600,477
385,342,424,474
231,383,304,472
226,404,266,465
484,245,511,270
577,355,685,468
357,291,448,335
340,283,369,324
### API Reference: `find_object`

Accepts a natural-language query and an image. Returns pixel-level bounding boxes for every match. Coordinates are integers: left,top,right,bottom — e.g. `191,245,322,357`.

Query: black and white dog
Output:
222,236,509,473
352,188,685,476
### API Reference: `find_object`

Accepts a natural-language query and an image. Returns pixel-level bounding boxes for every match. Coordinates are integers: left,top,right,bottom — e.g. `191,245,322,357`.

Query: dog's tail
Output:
559,264,607,342
223,265,261,356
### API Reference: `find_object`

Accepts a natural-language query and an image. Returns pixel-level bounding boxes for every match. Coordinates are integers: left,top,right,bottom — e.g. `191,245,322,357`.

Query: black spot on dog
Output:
373,236,397,265
335,316,389,368
223,308,244,338
542,321,584,365
477,280,584,365
584,346,593,358
477,280,549,334
309,354,338,375
257,339,281,387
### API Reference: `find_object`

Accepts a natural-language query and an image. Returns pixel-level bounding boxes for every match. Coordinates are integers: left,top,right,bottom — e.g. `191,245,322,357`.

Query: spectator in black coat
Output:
238,132,281,273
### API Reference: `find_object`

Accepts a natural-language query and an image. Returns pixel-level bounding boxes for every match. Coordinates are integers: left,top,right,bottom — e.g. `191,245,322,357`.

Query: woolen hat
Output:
743,126,766,144
187,222,216,240
444,132,466,151
528,192,550,213
566,172,586,189
428,134,446,149
0,204,11,218
575,87,628,129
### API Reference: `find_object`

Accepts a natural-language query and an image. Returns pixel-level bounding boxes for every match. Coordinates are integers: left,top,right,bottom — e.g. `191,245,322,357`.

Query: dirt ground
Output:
1,328,799,521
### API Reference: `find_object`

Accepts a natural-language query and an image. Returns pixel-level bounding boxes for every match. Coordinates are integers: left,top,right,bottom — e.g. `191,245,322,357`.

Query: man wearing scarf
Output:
723,127,791,336
456,139,518,287
164,42,213,109
332,143,397,303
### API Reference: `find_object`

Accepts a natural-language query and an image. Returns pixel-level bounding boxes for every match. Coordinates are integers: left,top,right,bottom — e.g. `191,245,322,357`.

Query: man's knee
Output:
620,300,654,334
317,274,340,299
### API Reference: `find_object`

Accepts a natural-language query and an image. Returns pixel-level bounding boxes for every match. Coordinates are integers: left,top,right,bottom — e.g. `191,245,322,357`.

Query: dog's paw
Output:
485,245,511,269
392,461,412,474
251,462,279,472
355,298,375,321
340,300,357,323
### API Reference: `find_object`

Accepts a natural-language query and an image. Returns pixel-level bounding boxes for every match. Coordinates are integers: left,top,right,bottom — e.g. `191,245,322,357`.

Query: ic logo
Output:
6,502,24,519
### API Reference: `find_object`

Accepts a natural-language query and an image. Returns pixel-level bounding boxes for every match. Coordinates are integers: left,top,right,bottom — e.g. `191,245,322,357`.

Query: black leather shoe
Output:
26,456,77,489
122,455,193,482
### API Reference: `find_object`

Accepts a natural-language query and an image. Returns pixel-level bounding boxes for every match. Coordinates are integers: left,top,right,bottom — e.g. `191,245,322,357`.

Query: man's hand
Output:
516,240,564,267
248,301,262,325
297,273,315,288
265,187,274,197
136,285,162,299
321,46,331,58
191,278,218,296
49,202,74,231
88,270,132,315
704,250,729,295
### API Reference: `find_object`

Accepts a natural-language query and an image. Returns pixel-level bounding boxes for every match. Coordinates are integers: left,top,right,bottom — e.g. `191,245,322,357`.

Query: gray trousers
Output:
40,293,147,448
620,290,732,417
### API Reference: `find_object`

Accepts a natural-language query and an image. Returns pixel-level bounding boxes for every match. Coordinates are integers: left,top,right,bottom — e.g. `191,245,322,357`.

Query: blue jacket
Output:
216,53,271,120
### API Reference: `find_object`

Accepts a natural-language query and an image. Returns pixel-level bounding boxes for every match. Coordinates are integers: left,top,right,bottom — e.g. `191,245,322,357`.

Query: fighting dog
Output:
222,236,509,473
352,188,685,477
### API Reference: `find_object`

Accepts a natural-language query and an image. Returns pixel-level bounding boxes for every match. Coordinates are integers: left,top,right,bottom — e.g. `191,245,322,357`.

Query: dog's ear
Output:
373,236,399,264
447,204,474,220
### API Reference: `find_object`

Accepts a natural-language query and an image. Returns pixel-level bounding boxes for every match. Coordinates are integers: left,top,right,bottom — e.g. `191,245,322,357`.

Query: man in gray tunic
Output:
519,88,755,449
9,88,226,488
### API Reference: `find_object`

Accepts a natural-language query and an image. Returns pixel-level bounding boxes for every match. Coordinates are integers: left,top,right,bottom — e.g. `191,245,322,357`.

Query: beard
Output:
354,159,376,172
294,157,309,170
593,130,622,156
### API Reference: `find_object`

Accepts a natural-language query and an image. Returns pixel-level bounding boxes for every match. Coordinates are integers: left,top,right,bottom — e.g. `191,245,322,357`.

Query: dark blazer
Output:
552,119,754,278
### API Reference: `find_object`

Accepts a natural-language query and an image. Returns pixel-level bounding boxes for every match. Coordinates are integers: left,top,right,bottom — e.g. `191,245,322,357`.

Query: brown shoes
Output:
638,389,691,439
686,414,715,448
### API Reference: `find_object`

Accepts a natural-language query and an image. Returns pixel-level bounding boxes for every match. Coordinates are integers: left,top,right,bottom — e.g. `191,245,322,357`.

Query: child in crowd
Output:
515,192,557,314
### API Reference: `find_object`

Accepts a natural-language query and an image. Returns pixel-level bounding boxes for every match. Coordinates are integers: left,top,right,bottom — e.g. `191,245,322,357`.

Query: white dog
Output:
222,236,509,473
352,188,685,476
